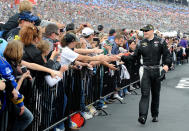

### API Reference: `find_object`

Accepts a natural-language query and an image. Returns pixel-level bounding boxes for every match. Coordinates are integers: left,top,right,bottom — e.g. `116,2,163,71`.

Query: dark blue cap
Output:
19,12,40,24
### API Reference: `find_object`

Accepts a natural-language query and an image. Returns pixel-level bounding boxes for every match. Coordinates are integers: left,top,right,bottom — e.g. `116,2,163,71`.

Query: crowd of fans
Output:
0,0,189,131
0,0,189,32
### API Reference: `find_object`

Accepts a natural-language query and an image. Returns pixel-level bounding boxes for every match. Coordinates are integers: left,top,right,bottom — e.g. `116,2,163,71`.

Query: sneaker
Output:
107,97,116,102
113,94,123,101
104,99,113,104
152,116,158,122
101,104,108,109
125,91,131,95
135,85,140,89
81,111,93,120
130,85,136,90
89,105,98,116
138,116,146,125
55,128,65,131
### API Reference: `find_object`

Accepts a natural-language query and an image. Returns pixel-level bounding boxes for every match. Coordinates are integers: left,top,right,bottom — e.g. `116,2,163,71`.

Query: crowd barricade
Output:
2,55,189,130
40,65,140,131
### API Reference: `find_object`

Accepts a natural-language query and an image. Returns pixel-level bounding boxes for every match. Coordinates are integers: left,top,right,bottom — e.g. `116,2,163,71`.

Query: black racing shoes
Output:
138,116,146,124
152,116,159,122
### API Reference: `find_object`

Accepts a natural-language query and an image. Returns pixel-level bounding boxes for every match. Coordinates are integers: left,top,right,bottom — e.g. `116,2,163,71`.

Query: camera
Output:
93,37,100,42
21,66,27,73
94,31,99,36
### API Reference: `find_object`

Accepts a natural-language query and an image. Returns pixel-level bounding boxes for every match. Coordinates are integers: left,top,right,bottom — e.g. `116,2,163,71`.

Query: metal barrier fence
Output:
1,55,188,131
40,65,139,131
32,65,140,131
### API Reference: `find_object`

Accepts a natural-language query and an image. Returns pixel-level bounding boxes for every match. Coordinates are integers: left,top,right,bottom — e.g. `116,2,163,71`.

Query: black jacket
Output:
22,44,60,77
121,36,172,67
2,13,20,32
5,27,20,41
2,12,41,38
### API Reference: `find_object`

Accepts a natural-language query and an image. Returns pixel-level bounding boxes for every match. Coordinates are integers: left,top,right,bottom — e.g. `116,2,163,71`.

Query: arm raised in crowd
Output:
120,45,141,63
74,48,103,54
16,71,32,91
21,60,63,78
89,61,118,71
76,54,111,62
75,61,93,68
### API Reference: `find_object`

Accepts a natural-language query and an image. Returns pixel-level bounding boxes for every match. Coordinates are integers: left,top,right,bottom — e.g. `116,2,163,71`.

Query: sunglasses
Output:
143,30,150,32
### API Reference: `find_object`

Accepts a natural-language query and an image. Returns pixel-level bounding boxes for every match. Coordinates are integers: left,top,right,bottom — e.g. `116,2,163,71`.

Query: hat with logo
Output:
82,27,94,37
19,11,41,26
140,24,154,31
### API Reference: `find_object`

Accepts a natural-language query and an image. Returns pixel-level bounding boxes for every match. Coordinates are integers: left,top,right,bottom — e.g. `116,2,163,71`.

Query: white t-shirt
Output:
60,46,79,66
45,75,61,87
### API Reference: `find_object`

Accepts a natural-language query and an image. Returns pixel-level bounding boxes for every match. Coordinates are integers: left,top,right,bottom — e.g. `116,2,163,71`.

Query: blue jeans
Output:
54,93,67,131
12,106,33,131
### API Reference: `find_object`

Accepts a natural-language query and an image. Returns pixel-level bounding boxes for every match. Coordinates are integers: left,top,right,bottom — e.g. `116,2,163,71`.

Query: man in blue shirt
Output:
0,56,33,130
179,36,188,48
108,29,119,55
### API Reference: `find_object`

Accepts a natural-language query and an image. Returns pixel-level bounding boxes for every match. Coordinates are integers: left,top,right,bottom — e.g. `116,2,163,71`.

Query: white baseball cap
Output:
82,27,94,37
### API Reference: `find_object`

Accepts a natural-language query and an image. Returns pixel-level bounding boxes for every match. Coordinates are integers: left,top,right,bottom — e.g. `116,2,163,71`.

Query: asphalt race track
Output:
81,63,189,131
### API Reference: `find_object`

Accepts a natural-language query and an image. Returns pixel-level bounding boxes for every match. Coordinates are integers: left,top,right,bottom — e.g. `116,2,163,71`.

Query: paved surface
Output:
81,63,189,131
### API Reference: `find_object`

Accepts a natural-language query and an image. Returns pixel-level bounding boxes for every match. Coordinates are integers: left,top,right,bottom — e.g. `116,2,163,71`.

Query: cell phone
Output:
21,66,27,73
54,42,60,51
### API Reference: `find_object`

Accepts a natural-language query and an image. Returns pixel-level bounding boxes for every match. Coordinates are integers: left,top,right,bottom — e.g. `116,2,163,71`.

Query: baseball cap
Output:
19,12,38,22
45,24,59,36
98,25,104,31
63,33,79,43
109,29,116,36
19,11,41,26
82,27,94,37
66,23,75,32
140,24,154,32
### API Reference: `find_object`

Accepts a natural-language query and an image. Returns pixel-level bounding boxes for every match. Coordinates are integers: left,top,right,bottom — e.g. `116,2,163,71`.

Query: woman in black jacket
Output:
19,23,62,78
